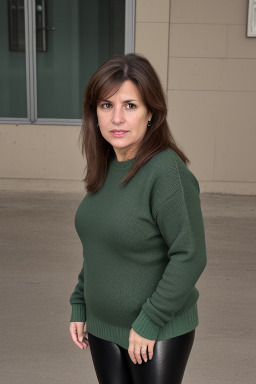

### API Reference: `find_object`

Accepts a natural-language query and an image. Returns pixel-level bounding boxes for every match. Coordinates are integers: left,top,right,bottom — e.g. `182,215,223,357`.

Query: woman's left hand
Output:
128,328,156,364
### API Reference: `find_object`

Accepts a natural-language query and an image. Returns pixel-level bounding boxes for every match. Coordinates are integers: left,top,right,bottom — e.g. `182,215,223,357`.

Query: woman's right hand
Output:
69,322,89,350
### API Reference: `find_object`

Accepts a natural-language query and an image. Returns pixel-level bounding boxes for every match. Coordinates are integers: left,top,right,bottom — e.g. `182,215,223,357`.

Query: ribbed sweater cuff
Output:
132,309,160,340
70,304,86,322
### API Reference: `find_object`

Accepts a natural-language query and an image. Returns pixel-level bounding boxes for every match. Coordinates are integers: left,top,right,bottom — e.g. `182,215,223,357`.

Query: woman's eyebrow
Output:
100,99,111,103
123,99,138,103
99,98,139,103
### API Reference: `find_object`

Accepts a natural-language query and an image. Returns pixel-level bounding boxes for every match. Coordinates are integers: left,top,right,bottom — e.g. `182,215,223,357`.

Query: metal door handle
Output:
37,27,55,31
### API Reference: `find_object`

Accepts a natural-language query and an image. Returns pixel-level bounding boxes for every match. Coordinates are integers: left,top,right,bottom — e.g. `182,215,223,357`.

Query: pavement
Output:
0,191,255,384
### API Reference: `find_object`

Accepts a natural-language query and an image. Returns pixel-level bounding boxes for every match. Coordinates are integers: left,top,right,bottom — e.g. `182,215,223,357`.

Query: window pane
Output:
36,0,125,120
0,0,27,118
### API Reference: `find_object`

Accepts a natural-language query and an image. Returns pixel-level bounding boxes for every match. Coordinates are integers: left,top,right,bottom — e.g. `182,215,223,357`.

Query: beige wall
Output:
0,124,85,192
135,0,256,194
167,0,256,194
1,0,256,194
135,0,170,90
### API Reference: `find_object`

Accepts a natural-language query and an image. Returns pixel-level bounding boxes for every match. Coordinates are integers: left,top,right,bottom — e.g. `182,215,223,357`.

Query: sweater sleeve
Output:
131,177,207,340
69,263,86,322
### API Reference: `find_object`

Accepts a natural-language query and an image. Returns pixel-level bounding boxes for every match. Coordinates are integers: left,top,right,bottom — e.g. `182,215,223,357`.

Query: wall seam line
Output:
166,0,172,94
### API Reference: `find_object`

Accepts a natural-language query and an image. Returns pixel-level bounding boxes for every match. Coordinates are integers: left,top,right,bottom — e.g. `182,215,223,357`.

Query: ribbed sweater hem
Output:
86,303,199,350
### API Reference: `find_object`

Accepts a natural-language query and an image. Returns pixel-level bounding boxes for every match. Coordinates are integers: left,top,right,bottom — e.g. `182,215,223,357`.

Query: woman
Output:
69,53,207,384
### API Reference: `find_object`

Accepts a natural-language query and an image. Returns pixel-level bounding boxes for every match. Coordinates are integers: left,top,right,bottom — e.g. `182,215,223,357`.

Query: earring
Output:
147,120,151,127
97,123,99,128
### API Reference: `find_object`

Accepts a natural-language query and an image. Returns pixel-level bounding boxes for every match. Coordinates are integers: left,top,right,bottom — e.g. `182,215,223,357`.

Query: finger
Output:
81,331,89,349
134,346,143,364
128,343,137,364
140,346,148,362
81,339,89,349
148,343,154,360
70,325,84,349
77,322,85,342
70,323,85,350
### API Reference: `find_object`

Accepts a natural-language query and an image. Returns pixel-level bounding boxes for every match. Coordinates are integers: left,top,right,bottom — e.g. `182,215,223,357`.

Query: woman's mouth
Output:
110,130,128,138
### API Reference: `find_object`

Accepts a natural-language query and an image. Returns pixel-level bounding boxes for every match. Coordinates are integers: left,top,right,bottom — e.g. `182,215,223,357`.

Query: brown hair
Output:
80,53,189,192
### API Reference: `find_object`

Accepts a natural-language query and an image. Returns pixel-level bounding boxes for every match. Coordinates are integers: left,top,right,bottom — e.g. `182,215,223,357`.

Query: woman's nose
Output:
112,106,124,124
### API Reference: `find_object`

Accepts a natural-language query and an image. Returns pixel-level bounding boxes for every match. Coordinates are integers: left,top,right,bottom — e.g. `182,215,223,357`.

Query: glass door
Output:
36,0,125,120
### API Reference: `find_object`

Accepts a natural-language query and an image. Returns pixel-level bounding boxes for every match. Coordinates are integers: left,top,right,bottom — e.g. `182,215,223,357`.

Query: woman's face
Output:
97,80,152,161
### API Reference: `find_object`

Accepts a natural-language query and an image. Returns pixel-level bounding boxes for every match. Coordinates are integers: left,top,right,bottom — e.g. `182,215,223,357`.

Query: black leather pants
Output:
87,330,195,384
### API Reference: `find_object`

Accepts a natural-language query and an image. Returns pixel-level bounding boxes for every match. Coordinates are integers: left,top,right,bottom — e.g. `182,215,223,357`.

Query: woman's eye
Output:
126,103,136,109
101,103,112,109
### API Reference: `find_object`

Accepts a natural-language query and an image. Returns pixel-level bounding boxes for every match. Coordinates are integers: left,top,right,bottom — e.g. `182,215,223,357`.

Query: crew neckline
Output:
111,156,136,169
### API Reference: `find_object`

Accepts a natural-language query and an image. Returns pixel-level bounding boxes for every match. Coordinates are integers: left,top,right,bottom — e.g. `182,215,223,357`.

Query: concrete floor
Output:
0,191,255,384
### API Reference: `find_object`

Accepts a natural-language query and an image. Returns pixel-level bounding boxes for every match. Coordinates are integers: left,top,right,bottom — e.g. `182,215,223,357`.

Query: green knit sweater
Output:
69,148,207,350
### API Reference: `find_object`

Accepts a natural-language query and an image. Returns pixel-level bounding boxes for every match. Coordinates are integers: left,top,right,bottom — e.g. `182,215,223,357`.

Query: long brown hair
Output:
80,53,189,193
